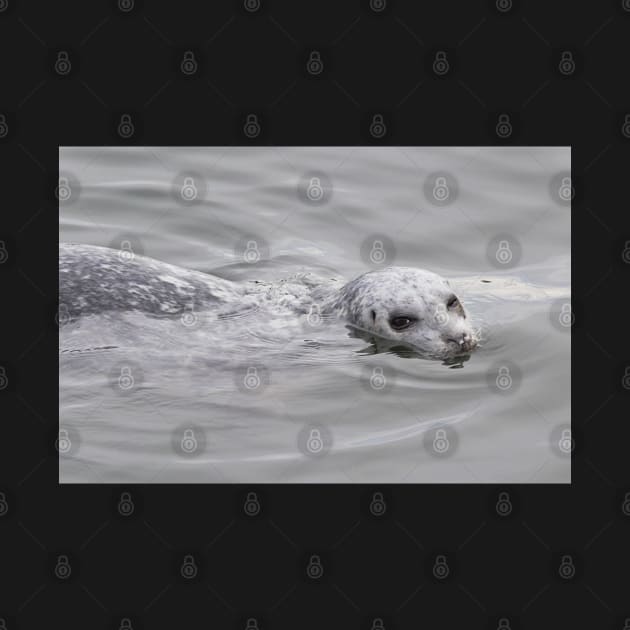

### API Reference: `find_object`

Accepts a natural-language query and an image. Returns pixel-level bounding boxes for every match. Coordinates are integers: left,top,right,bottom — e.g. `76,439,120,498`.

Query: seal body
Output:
59,243,240,321
59,243,478,358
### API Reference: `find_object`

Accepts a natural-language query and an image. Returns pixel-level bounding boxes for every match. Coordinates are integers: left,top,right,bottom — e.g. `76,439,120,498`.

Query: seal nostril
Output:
446,333,474,352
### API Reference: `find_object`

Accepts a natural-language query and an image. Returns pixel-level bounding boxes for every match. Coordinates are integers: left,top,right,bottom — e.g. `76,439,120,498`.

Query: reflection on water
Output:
59,147,570,483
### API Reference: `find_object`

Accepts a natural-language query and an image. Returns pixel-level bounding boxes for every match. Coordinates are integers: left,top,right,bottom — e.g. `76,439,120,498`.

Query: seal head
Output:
328,267,478,359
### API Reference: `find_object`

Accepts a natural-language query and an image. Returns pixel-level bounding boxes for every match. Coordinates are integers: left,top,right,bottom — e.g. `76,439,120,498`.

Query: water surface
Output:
59,146,571,483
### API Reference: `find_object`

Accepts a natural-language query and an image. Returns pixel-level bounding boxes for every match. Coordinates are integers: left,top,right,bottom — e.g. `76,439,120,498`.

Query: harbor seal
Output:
59,243,478,359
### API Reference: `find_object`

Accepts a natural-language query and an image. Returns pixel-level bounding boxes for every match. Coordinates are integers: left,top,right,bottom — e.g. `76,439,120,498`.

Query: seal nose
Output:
447,332,475,352
461,333,473,352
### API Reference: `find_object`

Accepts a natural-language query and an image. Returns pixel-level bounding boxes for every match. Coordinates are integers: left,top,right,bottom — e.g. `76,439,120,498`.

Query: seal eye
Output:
390,316,414,331
447,295,459,309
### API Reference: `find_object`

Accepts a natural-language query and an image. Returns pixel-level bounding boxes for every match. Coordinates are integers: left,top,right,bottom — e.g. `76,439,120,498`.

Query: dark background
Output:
1,0,629,628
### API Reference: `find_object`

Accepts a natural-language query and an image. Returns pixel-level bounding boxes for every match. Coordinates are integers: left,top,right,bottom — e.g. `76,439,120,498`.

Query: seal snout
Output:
446,332,476,353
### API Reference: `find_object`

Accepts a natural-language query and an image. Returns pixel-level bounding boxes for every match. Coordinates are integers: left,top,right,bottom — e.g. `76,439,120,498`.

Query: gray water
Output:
59,147,571,483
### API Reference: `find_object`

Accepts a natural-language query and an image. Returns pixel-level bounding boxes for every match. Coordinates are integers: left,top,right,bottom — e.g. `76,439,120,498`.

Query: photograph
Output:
59,146,571,483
